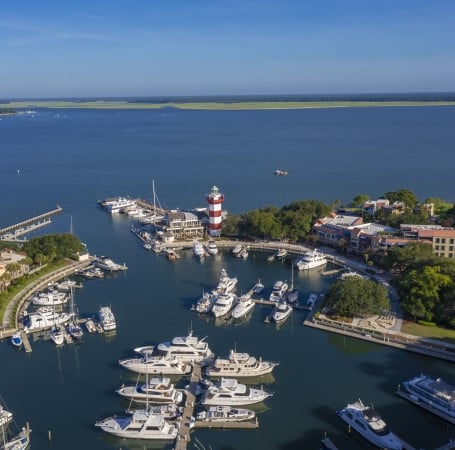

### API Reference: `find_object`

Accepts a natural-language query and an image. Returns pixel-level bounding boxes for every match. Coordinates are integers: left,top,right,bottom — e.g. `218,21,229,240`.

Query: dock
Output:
194,419,258,429
321,435,338,450
0,206,63,240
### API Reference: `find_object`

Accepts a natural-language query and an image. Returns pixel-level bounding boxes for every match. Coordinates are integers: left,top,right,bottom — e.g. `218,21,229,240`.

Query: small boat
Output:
197,406,256,422
271,301,293,323
201,377,272,406
232,243,243,255
195,291,218,314
10,332,23,349
85,317,97,333
133,345,155,355
206,240,218,255
205,349,278,378
239,248,249,259
192,239,205,258
0,405,13,427
275,248,287,259
274,169,288,176
253,279,264,295
49,325,65,346
126,403,182,419
337,399,402,450
67,321,84,341
98,306,116,331
143,242,152,250
95,411,178,440
54,279,77,291
306,293,318,310
116,377,184,405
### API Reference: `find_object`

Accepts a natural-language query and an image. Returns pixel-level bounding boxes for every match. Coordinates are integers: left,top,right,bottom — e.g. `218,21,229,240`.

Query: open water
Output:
1,106,455,450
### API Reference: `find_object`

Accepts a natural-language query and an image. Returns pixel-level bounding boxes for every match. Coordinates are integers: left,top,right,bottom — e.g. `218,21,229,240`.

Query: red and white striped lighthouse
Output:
205,185,224,236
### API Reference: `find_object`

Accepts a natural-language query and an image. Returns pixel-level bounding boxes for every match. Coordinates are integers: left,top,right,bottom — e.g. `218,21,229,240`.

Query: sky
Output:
1,0,455,98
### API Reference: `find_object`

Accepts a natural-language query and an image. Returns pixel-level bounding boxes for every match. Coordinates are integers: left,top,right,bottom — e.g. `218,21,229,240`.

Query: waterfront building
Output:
205,185,224,237
164,211,204,239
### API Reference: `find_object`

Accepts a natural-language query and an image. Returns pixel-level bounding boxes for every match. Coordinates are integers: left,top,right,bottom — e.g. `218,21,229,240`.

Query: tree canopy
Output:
325,277,390,318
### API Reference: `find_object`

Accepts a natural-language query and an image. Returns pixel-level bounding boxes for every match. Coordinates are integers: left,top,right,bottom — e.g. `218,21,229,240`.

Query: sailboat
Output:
0,400,31,450
286,261,299,304
67,287,84,341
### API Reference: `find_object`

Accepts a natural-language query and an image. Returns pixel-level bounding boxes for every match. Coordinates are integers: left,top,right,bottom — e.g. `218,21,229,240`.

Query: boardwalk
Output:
0,206,63,240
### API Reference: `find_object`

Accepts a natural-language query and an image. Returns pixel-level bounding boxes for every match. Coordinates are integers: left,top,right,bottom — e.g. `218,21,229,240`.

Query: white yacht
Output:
337,399,402,450
271,301,293,323
232,243,243,255
1,426,31,450
201,378,272,406
119,352,192,376
211,292,237,318
53,279,77,291
98,306,116,331
31,290,68,307
205,349,279,378
206,240,218,255
0,406,12,427
95,411,178,440
275,248,288,259
214,268,238,294
196,406,256,422
230,294,255,319
192,239,205,258
49,325,64,346
157,331,215,365
94,256,126,271
269,281,288,303
295,249,327,270
400,374,455,422
104,197,135,214
23,308,72,332
195,291,218,314
116,377,184,405
253,279,264,295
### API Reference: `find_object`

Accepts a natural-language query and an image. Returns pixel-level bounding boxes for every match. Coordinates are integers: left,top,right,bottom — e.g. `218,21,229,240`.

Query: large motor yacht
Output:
400,374,455,423
116,377,184,405
98,306,116,331
269,281,288,303
205,349,278,378
337,399,402,450
211,292,237,318
201,377,272,406
119,351,191,376
230,294,255,319
271,301,293,323
196,406,256,422
214,268,238,294
295,249,327,271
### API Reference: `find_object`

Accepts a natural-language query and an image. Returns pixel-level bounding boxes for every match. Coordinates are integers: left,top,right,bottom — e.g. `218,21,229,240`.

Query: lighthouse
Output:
205,185,224,236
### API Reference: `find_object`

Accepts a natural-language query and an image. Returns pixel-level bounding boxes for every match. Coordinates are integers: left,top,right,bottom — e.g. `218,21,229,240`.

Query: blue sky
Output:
1,0,454,98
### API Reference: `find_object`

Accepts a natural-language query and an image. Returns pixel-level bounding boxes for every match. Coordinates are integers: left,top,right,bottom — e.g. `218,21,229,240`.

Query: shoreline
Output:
1,100,455,111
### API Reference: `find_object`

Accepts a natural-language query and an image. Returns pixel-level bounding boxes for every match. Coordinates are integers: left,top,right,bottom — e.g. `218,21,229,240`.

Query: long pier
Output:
0,206,63,240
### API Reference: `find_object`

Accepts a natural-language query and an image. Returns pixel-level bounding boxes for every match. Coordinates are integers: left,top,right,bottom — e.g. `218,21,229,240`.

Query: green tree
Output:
325,277,390,318
384,189,418,209
384,241,435,274
352,194,369,209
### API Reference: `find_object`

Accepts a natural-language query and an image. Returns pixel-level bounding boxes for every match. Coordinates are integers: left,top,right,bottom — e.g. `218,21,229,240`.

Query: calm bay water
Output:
1,107,455,450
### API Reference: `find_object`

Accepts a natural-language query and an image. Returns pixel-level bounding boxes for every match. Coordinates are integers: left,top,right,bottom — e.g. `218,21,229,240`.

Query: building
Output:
164,211,205,239
205,185,224,237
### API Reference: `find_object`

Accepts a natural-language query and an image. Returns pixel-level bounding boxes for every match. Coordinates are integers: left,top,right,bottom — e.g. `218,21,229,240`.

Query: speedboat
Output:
231,294,255,319
295,249,327,270
400,374,455,422
211,292,237,318
253,279,264,295
214,268,238,294
269,281,288,303
206,240,218,255
98,306,116,331
195,291,218,314
49,325,64,346
337,399,402,450
196,406,256,422
119,352,192,376
116,377,184,405
10,332,23,350
286,288,299,304
275,248,287,259
201,378,272,406
95,411,178,440
232,243,243,255
271,301,293,323
53,279,77,291
85,317,97,334
205,349,278,378
192,240,205,258
306,293,318,310
157,331,215,365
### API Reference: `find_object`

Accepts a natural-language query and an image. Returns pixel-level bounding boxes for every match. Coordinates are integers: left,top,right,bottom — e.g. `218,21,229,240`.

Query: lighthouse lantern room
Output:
205,185,224,236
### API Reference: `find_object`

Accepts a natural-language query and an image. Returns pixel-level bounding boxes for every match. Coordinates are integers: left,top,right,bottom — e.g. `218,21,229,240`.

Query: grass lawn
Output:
401,320,455,345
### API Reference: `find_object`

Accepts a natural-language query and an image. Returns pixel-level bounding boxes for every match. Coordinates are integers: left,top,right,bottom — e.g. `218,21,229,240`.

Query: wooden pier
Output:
0,206,63,240
194,418,258,429
321,435,338,450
